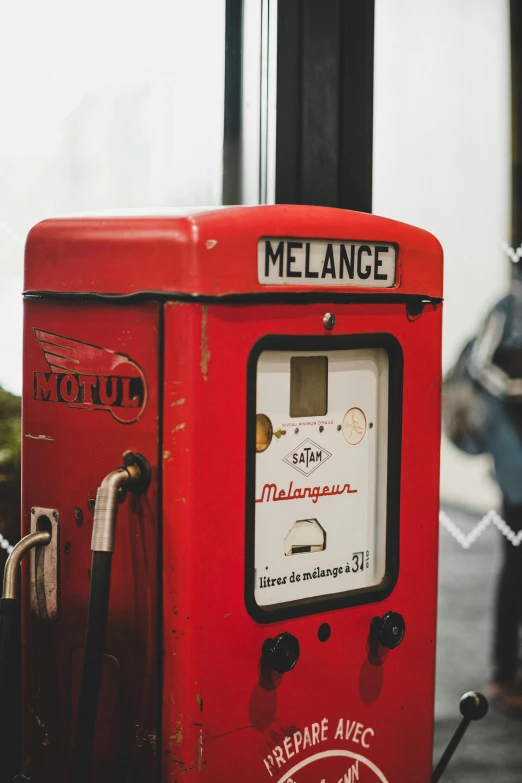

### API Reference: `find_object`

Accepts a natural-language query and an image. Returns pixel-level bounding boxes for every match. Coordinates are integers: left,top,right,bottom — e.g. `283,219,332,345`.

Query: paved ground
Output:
434,505,522,782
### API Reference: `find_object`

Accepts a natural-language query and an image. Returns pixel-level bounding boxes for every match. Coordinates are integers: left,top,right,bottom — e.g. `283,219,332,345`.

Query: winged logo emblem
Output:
33,329,147,424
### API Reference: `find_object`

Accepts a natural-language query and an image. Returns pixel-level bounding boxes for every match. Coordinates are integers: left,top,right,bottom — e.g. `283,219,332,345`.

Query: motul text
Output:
34,372,144,409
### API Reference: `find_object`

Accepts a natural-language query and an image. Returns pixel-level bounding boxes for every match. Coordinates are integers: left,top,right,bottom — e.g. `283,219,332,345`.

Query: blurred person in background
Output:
444,272,522,716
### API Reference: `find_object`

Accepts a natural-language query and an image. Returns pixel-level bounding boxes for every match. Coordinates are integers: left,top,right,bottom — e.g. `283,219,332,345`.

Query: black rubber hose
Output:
0,597,21,783
71,551,112,783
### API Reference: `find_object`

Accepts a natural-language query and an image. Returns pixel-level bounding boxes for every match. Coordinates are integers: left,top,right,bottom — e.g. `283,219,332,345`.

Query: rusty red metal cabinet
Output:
21,206,443,782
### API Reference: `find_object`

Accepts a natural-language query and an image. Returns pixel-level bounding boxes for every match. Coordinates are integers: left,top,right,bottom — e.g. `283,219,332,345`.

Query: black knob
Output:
262,632,300,674
459,691,489,721
370,611,405,650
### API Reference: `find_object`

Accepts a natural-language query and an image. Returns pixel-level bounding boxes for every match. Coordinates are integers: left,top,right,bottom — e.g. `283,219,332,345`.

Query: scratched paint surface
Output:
21,300,160,782
162,300,441,782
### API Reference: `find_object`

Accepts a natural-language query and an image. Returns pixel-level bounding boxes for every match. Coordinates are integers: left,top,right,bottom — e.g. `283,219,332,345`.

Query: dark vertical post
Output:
339,1,375,214
223,0,243,205
275,0,375,212
301,0,342,206
274,0,302,205
511,0,522,247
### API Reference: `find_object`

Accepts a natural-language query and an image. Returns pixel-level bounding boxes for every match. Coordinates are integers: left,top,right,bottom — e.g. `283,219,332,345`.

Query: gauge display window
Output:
245,334,403,622
290,355,328,417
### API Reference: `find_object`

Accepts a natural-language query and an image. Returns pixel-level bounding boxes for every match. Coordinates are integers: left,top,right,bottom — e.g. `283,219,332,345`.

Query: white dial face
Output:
254,347,390,609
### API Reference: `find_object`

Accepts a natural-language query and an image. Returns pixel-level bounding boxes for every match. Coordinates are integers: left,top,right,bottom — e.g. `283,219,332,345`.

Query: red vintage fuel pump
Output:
11,205,480,782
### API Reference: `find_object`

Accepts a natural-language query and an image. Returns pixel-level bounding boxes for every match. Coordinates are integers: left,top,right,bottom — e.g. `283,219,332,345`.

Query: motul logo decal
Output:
33,330,147,424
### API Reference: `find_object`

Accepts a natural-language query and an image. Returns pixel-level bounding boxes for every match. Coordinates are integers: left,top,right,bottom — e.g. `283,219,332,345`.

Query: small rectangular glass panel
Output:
290,356,328,417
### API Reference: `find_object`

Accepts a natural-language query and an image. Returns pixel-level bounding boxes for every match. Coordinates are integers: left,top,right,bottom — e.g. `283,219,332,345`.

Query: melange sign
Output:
258,238,396,287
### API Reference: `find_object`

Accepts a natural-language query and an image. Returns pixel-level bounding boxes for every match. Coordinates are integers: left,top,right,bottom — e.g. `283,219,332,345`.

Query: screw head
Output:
323,313,336,330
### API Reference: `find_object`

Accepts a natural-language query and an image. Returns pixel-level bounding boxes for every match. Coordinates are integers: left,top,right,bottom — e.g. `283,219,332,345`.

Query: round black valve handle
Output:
459,691,489,720
262,632,300,674
370,611,406,649
432,692,489,782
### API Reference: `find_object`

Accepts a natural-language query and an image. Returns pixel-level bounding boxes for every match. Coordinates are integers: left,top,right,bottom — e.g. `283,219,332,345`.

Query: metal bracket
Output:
30,507,59,620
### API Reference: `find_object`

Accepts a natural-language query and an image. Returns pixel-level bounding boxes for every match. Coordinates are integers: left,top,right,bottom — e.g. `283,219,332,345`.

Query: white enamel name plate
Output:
254,347,390,608
258,238,396,287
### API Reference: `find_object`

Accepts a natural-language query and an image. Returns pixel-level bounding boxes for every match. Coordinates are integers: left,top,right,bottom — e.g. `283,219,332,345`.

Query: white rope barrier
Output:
0,533,14,555
0,513,516,556
439,508,522,548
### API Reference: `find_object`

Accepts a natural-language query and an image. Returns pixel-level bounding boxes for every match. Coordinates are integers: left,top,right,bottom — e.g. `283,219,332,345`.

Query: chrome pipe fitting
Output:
3,530,51,599
90,452,151,553
90,468,129,553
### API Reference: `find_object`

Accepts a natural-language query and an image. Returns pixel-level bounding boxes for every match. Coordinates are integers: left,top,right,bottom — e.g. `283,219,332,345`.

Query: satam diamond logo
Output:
283,439,332,477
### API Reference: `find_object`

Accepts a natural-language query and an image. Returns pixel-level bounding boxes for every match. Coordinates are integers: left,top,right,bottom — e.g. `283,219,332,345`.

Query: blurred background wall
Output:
0,0,513,518
373,0,510,512
0,0,226,397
